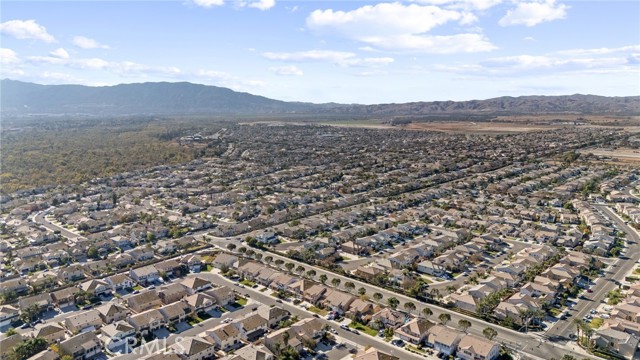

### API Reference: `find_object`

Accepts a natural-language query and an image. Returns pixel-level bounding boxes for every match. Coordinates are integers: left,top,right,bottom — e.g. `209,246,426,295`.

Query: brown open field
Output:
403,121,558,134
578,148,640,163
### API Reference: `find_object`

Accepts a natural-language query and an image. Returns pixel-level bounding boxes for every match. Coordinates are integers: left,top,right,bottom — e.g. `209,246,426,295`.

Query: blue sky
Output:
1,0,639,103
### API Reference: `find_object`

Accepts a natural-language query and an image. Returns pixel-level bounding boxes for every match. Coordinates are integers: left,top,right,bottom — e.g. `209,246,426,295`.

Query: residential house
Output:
206,323,242,352
51,287,80,308
100,321,136,351
0,305,19,327
371,308,406,330
169,337,216,360
395,318,435,345
181,276,213,295
456,334,500,360
129,265,160,285
237,313,269,342
105,274,135,292
592,328,639,359
95,302,129,324
59,332,102,360
158,283,189,305
127,308,165,336
426,325,464,356
257,305,289,328
64,309,103,334
184,292,217,313
126,290,163,313
80,279,111,297
35,323,66,344
353,348,399,360
205,286,235,307
232,344,275,360
159,302,189,325
322,289,355,315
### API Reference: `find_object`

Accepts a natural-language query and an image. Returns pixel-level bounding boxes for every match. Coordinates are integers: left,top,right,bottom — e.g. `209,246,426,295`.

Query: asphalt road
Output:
206,235,597,360
545,204,640,339
34,210,81,239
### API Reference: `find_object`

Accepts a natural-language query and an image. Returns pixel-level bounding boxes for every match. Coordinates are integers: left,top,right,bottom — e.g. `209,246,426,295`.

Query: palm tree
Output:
404,302,416,313
430,288,441,301
422,307,433,318
458,319,472,333
483,327,498,341
331,278,341,287
306,270,317,278
319,274,328,284
373,292,383,302
438,313,451,325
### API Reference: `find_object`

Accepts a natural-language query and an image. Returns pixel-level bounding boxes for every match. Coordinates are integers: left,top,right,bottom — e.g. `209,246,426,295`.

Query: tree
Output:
255,253,263,261
387,297,399,309
483,327,498,341
10,337,48,360
373,292,383,302
358,287,366,296
458,319,472,333
345,281,356,292
319,274,328,284
295,265,305,275
264,255,273,264
438,313,451,325
87,246,99,259
306,270,316,278
226,243,236,251
238,247,247,254
331,278,341,288
275,259,284,267
422,307,433,318
285,263,295,273
404,302,416,313
5,328,17,336
19,304,40,324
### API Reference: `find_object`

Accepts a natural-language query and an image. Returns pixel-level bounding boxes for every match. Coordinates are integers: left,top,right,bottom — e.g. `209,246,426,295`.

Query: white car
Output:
600,314,610,319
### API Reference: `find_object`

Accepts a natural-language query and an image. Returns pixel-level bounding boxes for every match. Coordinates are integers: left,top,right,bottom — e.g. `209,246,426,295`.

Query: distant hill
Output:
2,79,639,116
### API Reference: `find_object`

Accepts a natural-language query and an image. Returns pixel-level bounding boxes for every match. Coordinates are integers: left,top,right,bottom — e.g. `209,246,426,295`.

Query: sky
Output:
1,0,639,104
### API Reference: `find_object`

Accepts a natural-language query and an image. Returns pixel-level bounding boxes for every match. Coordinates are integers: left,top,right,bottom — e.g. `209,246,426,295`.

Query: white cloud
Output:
499,0,568,27
306,2,496,54
0,48,20,64
72,36,109,49
361,33,496,53
50,48,69,59
268,65,303,76
0,19,56,43
307,3,463,38
262,50,394,67
413,0,503,11
247,0,275,10
556,45,640,56
435,44,639,77
192,0,224,7
195,69,266,90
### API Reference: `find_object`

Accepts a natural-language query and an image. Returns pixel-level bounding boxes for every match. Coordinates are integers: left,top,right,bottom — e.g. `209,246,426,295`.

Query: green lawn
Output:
204,264,213,272
133,285,143,291
406,345,426,354
240,279,256,287
236,297,248,306
348,321,378,337
308,306,328,316
590,318,604,329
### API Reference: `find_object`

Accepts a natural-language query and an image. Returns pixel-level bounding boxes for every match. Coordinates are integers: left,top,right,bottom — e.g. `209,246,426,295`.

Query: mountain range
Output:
2,79,639,117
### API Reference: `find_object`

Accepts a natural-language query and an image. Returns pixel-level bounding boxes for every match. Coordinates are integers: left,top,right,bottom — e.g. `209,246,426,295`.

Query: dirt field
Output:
579,148,640,162
403,121,558,134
